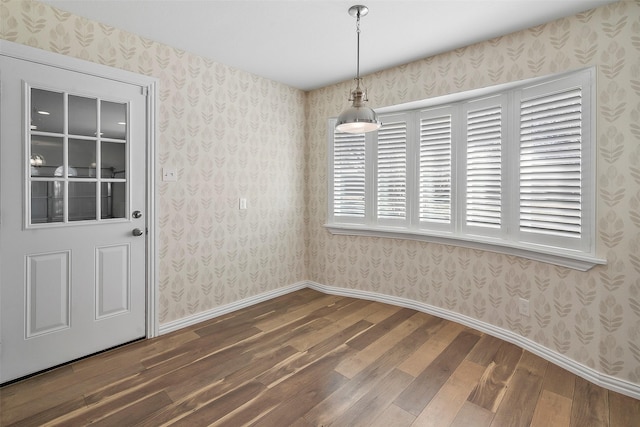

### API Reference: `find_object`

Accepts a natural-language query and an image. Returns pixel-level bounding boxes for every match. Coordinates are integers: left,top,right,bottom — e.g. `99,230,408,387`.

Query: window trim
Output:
326,67,606,271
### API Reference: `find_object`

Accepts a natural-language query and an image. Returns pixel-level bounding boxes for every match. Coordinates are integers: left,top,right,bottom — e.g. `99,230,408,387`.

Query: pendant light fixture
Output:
335,5,381,134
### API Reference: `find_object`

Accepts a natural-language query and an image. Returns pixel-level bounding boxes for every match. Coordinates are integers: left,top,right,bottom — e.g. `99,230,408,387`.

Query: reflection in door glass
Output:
68,182,97,221
101,101,127,139
28,87,130,225
102,142,126,178
102,182,126,219
31,89,63,134
68,95,97,137
30,136,63,177
31,181,64,223
69,139,97,178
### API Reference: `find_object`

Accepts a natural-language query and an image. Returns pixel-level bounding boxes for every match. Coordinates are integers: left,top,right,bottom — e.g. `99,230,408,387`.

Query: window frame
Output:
26,83,132,228
326,67,605,271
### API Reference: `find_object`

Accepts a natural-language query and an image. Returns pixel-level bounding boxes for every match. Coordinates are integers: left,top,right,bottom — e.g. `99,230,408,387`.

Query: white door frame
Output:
0,40,159,338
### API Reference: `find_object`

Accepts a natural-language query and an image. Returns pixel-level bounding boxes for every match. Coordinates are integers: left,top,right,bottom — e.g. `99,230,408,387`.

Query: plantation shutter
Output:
419,109,452,224
333,129,366,218
327,69,595,264
377,116,407,221
465,100,503,230
519,85,583,239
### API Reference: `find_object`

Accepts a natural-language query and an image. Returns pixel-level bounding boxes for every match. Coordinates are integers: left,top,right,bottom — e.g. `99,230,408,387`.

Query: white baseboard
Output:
304,280,640,401
158,279,640,400
158,281,308,335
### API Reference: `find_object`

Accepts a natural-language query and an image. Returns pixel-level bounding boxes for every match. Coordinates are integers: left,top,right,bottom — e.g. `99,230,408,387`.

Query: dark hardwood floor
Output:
1,288,639,426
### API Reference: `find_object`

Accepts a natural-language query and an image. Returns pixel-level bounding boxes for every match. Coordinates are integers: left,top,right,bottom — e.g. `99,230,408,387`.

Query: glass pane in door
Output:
68,95,97,137
30,89,63,134
102,142,126,178
31,181,64,224
101,101,127,139
69,139,97,178
68,182,97,221
101,182,126,219
30,136,63,177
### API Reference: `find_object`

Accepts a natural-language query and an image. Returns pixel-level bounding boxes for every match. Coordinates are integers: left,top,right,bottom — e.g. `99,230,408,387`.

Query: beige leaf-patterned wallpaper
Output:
0,0,307,324
2,0,640,391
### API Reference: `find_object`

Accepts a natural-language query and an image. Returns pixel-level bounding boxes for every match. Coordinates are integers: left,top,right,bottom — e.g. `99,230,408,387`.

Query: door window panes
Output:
30,136,63,177
68,182,97,221
101,101,127,139
30,89,63,134
69,139,97,178
102,142,126,178
31,181,64,224
68,95,97,137
28,87,129,225
102,182,126,219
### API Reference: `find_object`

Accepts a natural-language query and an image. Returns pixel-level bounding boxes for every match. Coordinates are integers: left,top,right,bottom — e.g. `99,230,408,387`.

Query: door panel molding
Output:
26,250,71,337
95,244,131,319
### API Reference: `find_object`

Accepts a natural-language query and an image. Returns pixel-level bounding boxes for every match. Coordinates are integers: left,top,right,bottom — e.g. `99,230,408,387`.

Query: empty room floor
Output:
2,288,639,426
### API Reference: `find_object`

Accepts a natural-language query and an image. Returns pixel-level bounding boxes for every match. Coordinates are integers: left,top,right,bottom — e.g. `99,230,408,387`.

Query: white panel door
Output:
0,54,147,383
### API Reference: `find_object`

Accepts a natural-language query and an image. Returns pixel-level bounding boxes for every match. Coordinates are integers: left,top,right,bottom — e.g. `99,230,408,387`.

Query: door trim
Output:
0,40,159,338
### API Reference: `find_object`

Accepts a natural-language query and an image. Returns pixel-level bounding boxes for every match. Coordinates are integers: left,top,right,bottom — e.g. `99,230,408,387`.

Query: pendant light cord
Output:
356,10,361,81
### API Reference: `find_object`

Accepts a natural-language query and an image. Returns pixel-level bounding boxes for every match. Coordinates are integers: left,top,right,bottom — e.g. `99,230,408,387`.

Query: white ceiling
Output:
44,0,616,91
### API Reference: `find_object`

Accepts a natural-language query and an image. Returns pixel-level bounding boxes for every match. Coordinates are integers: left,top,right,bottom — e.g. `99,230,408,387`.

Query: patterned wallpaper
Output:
0,0,307,324
307,0,640,387
3,0,640,391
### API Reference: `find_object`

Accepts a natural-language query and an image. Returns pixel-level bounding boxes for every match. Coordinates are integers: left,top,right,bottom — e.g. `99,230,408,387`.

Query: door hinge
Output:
141,86,148,96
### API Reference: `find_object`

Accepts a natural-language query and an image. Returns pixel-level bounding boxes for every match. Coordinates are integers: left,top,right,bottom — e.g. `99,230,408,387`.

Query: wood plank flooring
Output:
1,288,639,426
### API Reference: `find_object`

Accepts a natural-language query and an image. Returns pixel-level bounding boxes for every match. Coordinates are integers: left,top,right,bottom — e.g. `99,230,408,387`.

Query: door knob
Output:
132,210,142,219
132,228,144,236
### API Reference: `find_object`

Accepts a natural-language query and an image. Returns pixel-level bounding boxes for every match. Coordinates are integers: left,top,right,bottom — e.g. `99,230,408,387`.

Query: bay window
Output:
326,68,604,271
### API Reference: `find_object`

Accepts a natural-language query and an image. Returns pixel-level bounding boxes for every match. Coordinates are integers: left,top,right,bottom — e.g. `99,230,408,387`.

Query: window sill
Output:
324,223,606,271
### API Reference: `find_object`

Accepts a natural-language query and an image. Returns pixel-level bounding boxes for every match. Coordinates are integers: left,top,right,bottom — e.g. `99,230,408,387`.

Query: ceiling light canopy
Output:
335,5,381,134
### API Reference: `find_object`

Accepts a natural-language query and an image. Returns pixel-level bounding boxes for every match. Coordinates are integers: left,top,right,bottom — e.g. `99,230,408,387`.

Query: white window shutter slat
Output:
377,117,407,220
519,86,582,239
333,130,366,218
419,111,452,224
465,102,502,230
